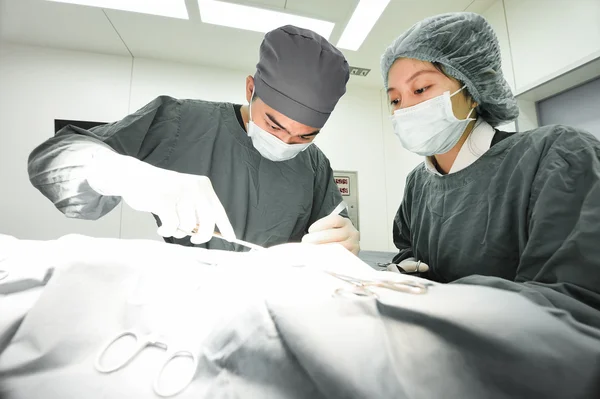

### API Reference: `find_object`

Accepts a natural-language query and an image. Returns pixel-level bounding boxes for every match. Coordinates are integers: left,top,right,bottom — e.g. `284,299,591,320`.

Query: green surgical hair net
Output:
381,12,519,127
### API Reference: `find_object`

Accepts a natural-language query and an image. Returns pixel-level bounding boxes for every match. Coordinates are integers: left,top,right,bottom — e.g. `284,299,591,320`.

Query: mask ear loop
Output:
248,88,256,124
451,84,477,121
465,107,475,119
450,85,467,97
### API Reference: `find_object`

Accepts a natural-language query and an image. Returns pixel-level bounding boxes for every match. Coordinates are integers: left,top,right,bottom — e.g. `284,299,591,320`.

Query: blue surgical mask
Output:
391,86,475,156
247,91,312,162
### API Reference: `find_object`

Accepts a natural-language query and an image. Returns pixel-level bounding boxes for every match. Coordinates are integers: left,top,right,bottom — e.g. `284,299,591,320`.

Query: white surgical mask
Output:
247,91,312,162
391,86,475,156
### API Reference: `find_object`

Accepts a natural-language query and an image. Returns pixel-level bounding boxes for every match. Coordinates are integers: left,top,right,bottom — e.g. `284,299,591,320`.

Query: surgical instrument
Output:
95,327,198,397
330,201,348,216
324,271,430,297
95,281,204,397
211,232,264,251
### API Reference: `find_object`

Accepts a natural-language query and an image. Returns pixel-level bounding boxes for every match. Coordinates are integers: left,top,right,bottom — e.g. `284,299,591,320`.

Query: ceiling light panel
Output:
198,0,335,40
337,0,391,51
45,0,189,19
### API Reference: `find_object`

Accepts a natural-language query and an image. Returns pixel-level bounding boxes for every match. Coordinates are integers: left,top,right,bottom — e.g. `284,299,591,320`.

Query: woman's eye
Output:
414,86,429,95
270,125,280,131
390,99,400,106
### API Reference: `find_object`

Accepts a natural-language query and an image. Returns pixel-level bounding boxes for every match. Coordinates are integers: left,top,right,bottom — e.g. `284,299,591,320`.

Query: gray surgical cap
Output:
381,12,519,127
254,25,349,129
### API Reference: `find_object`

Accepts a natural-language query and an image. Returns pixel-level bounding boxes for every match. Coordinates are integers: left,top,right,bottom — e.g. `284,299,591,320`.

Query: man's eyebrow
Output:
265,113,289,133
266,113,320,137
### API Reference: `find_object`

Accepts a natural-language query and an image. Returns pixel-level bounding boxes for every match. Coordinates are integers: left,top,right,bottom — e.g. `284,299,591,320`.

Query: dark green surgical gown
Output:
27,96,344,251
393,125,600,329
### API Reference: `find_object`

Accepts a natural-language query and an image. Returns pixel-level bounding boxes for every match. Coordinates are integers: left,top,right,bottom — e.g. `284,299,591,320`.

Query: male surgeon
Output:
27,25,360,254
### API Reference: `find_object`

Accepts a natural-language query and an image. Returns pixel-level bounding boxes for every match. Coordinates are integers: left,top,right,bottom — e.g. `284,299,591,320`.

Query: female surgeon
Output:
382,12,600,330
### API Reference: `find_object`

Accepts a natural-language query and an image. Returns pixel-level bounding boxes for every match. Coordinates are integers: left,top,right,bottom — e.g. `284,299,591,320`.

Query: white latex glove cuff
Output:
87,148,158,197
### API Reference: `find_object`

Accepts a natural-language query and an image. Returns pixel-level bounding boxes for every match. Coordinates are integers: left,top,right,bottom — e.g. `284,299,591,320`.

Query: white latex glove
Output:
386,257,430,273
301,214,360,256
87,149,235,244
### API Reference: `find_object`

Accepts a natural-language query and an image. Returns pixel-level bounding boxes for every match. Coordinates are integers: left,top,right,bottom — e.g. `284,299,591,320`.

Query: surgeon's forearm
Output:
27,132,122,220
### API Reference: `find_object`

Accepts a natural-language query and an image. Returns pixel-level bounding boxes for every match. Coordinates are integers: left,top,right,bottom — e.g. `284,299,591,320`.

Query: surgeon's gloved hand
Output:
301,214,360,256
87,148,236,244
386,257,430,274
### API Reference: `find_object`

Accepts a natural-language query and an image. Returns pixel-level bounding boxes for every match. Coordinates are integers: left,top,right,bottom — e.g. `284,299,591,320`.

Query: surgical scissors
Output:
0,270,8,281
325,271,430,297
95,328,198,397
95,280,203,397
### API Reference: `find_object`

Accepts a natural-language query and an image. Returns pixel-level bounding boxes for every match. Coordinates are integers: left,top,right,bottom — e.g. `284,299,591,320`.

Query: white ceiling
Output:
0,0,498,88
